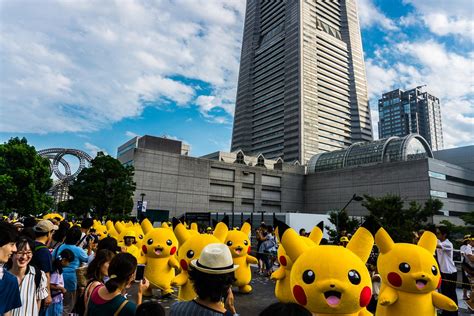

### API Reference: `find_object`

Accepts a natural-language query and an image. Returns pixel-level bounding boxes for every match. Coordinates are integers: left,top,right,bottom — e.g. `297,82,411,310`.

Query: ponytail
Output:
104,253,137,293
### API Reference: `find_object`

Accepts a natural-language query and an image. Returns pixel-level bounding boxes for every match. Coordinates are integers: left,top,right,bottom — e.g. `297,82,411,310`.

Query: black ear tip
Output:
361,216,381,235
245,218,251,224
172,217,180,229
178,215,185,223
275,219,290,239
317,221,324,231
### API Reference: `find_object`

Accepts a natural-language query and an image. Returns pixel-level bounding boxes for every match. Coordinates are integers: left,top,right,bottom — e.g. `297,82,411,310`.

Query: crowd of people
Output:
0,214,470,316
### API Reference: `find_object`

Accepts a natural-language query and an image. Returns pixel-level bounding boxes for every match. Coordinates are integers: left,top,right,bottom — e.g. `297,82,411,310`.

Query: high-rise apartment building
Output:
231,0,373,163
378,86,443,150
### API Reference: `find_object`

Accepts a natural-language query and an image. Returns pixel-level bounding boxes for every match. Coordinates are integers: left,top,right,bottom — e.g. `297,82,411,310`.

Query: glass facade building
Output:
378,86,443,151
231,0,373,164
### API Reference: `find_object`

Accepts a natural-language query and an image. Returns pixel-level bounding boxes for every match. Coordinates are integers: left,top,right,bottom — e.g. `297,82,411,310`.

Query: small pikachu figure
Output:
225,219,258,293
375,228,458,316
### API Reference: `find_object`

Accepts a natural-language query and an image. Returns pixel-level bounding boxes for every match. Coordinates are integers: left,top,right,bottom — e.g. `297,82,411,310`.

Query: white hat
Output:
191,243,239,275
34,220,58,233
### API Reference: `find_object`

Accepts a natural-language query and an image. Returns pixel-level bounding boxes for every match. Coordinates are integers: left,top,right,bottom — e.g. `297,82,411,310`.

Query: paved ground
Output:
128,268,473,315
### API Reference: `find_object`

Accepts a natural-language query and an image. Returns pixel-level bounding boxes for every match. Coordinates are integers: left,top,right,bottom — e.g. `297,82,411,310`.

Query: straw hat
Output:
191,243,239,274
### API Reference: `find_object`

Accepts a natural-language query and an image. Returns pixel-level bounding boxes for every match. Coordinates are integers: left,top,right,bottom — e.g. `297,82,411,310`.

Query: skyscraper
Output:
231,0,373,163
378,86,443,151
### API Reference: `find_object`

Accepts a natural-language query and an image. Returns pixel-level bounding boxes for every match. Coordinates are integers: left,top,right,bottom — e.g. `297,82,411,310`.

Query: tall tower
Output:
378,86,444,150
231,0,373,163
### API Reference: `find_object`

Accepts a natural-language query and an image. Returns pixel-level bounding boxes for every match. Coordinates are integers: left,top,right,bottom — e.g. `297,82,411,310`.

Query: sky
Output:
0,0,473,163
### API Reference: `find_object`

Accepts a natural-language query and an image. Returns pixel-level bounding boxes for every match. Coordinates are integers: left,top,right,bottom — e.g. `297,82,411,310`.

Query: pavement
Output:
127,267,473,315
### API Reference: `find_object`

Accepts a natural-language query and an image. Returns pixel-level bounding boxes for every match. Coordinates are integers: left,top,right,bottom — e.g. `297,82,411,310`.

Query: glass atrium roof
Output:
308,134,433,173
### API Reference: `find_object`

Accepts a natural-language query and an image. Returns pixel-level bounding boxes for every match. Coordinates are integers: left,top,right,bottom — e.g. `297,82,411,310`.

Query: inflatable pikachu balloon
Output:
375,228,457,316
275,219,375,316
271,221,324,303
224,219,258,293
171,217,228,301
142,226,179,296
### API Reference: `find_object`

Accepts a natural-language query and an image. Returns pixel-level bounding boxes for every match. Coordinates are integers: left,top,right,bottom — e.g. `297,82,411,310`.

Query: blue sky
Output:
0,0,472,161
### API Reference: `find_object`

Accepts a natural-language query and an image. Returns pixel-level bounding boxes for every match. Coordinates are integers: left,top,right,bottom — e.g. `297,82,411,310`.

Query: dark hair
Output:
87,249,115,282
16,236,35,253
259,303,312,316
188,268,235,302
53,248,75,274
23,217,37,228
64,226,82,245
104,253,137,292
21,227,36,240
299,228,306,235
0,222,18,247
35,230,49,238
53,221,70,243
81,218,94,230
266,225,274,234
97,237,120,253
135,301,165,316
438,226,449,237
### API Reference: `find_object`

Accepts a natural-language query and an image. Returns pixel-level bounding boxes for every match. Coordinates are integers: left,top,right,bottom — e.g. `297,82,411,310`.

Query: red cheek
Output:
180,259,188,271
359,286,372,307
279,256,287,266
247,246,251,254
388,272,402,287
437,277,442,289
170,246,177,255
142,245,147,254
293,285,307,306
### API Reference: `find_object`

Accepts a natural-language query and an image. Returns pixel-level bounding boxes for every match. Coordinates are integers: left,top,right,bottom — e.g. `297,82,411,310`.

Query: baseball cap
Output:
34,220,58,233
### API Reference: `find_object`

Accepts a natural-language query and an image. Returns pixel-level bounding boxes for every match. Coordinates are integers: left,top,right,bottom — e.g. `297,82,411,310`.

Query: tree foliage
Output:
461,211,474,226
326,209,361,243
362,194,441,243
0,137,53,215
67,153,136,218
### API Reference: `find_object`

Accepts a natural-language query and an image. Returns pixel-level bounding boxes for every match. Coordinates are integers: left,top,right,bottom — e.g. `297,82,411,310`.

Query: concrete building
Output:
231,0,372,164
117,135,472,225
378,86,443,151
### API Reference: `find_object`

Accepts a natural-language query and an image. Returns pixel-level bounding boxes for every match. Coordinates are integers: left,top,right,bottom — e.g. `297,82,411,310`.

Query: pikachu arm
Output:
246,255,258,264
168,256,180,269
357,309,373,316
432,291,458,311
171,272,188,286
270,266,286,280
378,287,398,306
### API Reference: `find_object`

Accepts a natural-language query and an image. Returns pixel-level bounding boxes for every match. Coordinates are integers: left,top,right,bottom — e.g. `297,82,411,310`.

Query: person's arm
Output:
224,288,238,315
436,240,453,251
137,278,150,305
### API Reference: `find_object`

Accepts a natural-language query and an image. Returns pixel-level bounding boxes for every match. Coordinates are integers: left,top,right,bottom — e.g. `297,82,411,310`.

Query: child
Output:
46,249,75,316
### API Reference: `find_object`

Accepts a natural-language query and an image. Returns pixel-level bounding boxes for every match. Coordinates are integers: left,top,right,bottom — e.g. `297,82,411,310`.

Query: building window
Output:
235,152,246,164
430,190,447,198
428,171,446,180
257,155,266,167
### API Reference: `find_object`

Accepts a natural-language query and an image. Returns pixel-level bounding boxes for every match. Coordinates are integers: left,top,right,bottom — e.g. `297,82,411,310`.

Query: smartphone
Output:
135,264,145,281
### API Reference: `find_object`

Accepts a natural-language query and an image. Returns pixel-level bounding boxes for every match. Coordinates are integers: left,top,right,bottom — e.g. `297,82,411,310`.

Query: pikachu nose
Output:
330,284,335,288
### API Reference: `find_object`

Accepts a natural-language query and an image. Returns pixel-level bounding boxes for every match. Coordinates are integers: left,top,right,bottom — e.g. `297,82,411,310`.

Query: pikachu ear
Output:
275,219,309,262
172,217,190,245
375,227,394,254
308,221,324,244
190,223,198,232
347,218,378,262
418,231,437,254
213,222,229,242
161,222,169,228
141,218,154,235
241,218,252,235
115,221,125,234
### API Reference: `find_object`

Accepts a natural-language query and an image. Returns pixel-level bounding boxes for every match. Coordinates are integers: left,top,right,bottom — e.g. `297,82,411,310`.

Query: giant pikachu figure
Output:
275,218,376,316
374,228,457,316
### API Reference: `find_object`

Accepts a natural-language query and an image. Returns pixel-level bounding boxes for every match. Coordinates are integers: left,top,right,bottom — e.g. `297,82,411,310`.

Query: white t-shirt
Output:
464,244,474,268
436,239,457,274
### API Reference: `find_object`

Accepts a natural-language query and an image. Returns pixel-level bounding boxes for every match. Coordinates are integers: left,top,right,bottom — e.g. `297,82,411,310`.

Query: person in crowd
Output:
436,226,459,316
135,301,165,316
7,237,49,316
52,226,90,315
86,253,150,316
259,226,277,277
340,236,350,247
366,263,381,313
259,302,312,316
170,243,239,316
97,236,122,254
77,218,94,249
32,220,58,313
463,237,474,311
122,231,139,258
460,235,472,300
84,249,115,306
298,228,306,237
0,221,22,316
50,221,70,250
46,249,75,316
13,221,24,232
256,225,267,275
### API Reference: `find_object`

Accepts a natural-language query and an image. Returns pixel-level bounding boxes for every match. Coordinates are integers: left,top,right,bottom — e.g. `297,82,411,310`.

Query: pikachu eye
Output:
166,239,173,246
348,270,361,285
431,265,438,276
147,239,153,245
186,250,194,259
399,262,411,273
302,270,315,284
227,241,233,246
244,240,249,246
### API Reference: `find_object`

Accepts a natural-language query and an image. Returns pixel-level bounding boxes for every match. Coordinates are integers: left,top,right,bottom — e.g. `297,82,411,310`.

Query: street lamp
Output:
138,193,146,220
336,194,364,235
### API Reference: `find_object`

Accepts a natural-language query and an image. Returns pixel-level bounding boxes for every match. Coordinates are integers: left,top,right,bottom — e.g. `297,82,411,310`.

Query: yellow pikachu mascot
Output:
275,218,375,316
374,228,457,316
105,220,119,239
224,219,258,293
142,226,179,297
271,221,324,303
171,217,229,300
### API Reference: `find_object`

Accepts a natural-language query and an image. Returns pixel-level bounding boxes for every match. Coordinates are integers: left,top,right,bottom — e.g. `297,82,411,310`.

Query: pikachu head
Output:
225,219,252,258
142,227,178,259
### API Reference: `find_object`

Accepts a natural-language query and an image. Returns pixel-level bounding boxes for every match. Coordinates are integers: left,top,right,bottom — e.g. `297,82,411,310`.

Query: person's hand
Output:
138,277,150,294
120,246,127,253
44,295,52,307
60,287,67,294
224,287,237,314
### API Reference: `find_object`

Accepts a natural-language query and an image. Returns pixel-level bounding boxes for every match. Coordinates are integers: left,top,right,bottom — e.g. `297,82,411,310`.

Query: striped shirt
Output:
10,266,49,316
170,300,233,316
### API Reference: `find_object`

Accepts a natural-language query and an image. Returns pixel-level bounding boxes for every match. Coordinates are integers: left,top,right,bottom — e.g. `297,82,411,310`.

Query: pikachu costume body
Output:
375,228,457,316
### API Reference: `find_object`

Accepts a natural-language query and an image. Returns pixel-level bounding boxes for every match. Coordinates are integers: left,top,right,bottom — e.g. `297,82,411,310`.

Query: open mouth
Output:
324,291,342,306
155,247,164,255
235,247,243,255
416,279,427,289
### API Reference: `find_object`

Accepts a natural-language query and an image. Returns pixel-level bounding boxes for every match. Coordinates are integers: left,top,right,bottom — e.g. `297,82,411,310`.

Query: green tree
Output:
362,194,441,242
0,137,53,215
67,153,136,217
326,209,361,243
461,211,474,226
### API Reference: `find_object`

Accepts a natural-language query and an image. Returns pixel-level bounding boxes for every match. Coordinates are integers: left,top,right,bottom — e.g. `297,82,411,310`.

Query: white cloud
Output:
357,0,398,31
125,131,139,138
84,142,108,157
0,0,245,133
